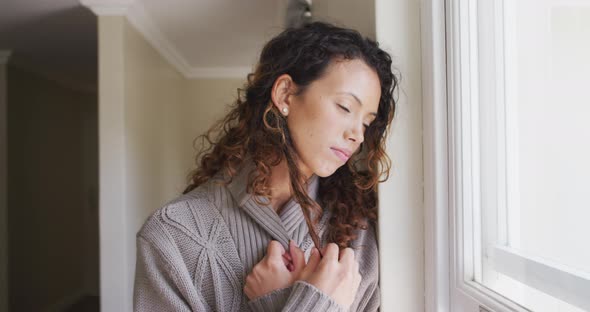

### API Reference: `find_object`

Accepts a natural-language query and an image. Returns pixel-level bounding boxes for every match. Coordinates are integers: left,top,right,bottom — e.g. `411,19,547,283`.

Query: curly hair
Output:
183,22,399,250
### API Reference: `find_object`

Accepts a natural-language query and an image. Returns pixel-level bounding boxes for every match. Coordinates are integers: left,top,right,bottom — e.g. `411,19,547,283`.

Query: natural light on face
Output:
286,58,381,178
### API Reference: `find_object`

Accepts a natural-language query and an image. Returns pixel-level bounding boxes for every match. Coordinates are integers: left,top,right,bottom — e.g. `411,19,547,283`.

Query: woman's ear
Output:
270,74,296,116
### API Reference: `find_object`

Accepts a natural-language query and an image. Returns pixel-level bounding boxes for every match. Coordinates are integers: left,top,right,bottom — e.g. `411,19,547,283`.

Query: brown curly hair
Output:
183,22,399,251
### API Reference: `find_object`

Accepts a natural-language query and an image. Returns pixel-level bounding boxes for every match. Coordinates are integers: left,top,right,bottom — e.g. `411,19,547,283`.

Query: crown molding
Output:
80,0,250,79
124,2,193,77
0,51,12,65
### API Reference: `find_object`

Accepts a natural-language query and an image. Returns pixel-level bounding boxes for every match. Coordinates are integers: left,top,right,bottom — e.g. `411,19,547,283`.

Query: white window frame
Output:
423,0,590,311
423,0,522,310
421,0,451,310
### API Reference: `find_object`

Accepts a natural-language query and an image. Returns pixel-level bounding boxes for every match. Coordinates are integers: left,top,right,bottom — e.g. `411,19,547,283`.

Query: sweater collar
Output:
223,157,320,248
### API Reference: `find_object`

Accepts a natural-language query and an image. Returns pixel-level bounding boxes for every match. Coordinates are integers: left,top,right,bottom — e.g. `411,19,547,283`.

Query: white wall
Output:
98,16,130,312
376,0,425,311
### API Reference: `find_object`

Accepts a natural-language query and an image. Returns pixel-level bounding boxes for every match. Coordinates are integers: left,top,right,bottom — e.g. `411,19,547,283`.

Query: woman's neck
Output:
268,159,292,213
268,158,313,214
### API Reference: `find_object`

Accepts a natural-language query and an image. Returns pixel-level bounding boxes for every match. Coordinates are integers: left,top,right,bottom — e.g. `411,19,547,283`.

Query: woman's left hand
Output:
244,240,305,300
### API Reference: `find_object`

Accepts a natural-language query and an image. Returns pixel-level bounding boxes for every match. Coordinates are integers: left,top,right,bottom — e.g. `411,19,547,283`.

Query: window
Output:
424,0,590,311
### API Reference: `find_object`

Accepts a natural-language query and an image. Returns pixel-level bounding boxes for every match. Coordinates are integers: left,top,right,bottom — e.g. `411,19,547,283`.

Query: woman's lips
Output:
330,147,351,162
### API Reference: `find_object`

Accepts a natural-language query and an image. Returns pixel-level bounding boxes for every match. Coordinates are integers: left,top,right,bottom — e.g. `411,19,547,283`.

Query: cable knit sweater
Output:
133,159,380,311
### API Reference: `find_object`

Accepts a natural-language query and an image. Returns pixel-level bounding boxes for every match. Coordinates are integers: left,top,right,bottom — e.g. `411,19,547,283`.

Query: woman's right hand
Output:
299,243,362,310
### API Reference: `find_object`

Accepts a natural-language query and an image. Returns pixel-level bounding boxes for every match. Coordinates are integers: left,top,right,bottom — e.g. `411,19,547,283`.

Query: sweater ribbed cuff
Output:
248,286,292,312
282,281,345,312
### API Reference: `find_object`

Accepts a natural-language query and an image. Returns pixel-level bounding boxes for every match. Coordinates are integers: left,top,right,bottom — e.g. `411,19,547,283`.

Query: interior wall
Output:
6,64,98,311
182,78,244,165
376,0,425,311
122,24,187,303
313,0,376,39
0,55,9,312
97,16,128,312
98,16,244,311
81,94,99,297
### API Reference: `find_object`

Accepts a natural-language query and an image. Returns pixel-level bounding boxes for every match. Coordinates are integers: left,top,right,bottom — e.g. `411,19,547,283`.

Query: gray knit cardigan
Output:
133,160,380,311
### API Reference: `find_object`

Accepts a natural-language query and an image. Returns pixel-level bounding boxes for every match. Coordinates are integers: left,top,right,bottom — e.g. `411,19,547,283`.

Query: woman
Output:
133,22,398,311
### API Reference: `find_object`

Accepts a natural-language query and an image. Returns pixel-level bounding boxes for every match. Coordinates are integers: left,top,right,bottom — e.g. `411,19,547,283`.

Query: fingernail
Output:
311,248,317,255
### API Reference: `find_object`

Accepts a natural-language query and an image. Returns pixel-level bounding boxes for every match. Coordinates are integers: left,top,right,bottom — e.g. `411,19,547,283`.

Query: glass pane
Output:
513,3,590,272
475,0,590,311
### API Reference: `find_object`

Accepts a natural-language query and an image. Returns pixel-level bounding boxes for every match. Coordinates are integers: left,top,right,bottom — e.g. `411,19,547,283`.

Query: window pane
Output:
513,3,590,271
473,0,590,311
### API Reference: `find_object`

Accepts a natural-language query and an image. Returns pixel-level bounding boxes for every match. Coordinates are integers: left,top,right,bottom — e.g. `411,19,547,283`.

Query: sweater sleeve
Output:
282,281,345,312
247,281,345,312
246,286,292,311
133,235,208,312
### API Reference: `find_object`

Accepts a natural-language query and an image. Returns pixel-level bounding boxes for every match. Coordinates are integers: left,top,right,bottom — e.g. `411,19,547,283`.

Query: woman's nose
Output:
346,123,364,144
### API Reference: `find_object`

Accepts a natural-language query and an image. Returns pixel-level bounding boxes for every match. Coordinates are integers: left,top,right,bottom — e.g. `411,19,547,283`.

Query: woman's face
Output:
276,59,382,178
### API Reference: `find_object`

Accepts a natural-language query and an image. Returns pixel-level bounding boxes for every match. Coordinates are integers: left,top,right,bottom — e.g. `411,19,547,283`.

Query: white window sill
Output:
491,245,590,311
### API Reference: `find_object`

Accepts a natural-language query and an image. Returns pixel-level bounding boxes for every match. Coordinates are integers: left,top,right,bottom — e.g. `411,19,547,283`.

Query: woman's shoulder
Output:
136,181,223,244
135,181,246,311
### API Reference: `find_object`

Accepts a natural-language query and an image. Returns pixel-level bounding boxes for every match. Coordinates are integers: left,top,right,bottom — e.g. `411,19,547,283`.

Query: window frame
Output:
422,0,524,310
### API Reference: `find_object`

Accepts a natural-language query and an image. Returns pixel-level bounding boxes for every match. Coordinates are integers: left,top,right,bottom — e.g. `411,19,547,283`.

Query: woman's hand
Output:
244,240,305,300
300,243,362,310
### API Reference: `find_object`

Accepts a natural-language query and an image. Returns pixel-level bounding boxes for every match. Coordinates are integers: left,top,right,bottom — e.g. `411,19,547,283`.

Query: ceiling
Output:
141,0,287,68
0,0,375,88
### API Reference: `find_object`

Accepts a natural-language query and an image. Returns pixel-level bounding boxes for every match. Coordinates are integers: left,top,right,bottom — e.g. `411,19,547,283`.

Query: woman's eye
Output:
337,103,370,129
337,104,351,113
